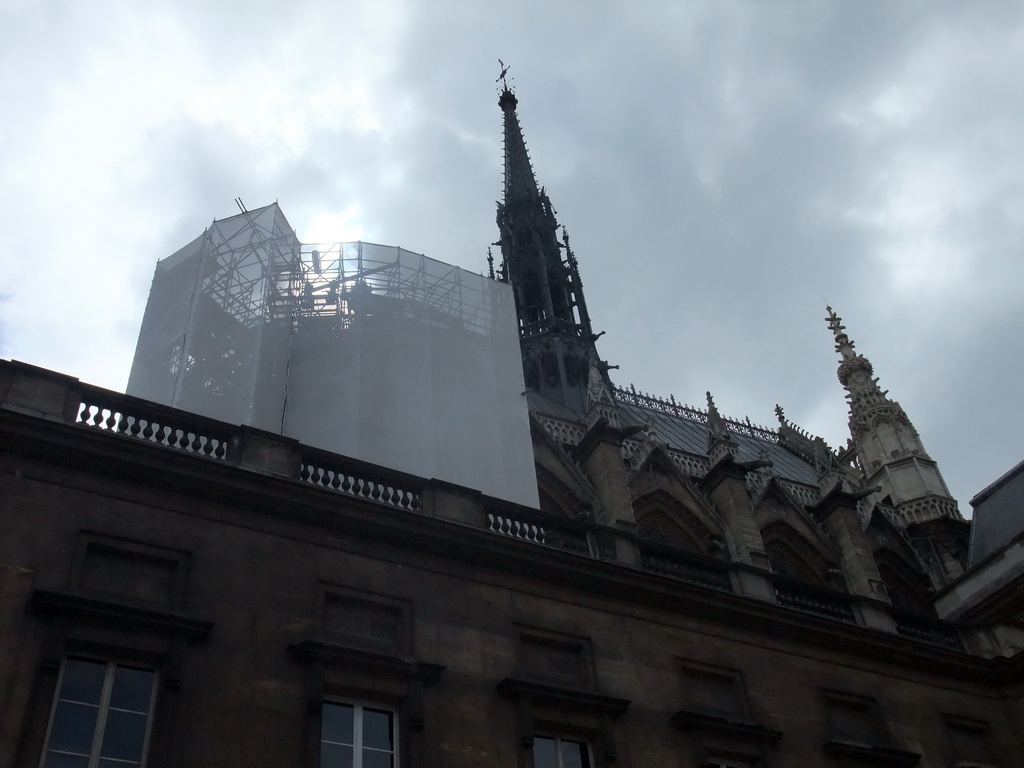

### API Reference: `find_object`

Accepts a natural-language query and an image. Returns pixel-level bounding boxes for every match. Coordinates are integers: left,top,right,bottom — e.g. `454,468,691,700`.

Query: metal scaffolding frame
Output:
127,203,537,508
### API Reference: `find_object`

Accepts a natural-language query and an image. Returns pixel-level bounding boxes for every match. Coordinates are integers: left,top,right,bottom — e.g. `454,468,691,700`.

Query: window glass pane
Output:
60,660,107,704
43,753,90,768
362,708,393,751
100,710,149,761
533,737,557,768
47,701,98,753
320,742,354,768
362,751,394,768
559,739,589,768
322,703,355,746
109,667,155,713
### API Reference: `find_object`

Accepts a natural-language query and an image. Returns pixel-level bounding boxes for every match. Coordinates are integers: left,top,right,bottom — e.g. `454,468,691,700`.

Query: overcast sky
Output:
2,0,1022,512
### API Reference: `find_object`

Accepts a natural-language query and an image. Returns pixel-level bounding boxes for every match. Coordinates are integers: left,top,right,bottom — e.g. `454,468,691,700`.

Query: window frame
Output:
320,699,400,768
39,656,159,768
531,734,594,768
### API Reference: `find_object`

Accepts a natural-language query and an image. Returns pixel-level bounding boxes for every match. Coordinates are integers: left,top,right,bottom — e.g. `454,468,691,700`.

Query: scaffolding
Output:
127,203,536,507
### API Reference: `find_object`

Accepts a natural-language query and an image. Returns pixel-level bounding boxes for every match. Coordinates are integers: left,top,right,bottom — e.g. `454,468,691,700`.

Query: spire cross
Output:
497,59,511,91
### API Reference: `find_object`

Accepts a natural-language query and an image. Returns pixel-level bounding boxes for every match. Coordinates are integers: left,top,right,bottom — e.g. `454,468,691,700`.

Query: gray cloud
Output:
2,0,1022,509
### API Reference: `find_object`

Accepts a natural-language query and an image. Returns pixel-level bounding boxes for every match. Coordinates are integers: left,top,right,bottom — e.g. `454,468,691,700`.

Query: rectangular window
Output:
321,702,397,768
42,658,157,768
705,757,755,768
532,736,591,768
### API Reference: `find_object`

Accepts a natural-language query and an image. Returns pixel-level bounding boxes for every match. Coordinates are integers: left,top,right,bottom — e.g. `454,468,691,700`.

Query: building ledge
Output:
823,739,920,765
289,638,445,684
29,589,213,641
671,709,782,743
496,677,630,716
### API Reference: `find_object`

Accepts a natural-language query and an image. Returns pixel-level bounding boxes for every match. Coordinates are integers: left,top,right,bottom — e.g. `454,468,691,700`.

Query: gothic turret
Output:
494,82,601,412
826,307,962,526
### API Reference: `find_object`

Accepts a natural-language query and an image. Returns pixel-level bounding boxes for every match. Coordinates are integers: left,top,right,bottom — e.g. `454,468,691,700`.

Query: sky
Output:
2,0,1023,512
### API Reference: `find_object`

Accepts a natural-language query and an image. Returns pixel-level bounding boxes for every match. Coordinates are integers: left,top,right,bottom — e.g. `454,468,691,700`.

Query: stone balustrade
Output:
0,359,965,651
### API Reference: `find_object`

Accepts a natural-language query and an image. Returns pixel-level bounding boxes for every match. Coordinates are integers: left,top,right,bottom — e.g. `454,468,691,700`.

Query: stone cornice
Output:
29,589,213,641
289,639,445,684
671,709,782,743
823,739,920,765
496,677,630,716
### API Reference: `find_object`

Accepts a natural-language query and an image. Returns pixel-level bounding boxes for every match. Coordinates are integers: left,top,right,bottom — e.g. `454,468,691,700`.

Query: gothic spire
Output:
824,306,961,526
499,87,540,205
494,73,602,412
826,306,890,417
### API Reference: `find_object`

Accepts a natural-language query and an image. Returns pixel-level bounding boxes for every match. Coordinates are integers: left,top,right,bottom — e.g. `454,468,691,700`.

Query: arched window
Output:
761,523,830,587
633,498,713,555
876,554,933,615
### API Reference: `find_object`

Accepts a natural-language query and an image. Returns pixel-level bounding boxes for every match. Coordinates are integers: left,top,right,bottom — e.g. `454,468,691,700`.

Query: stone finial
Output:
706,390,738,464
584,353,619,429
826,305,861,363
706,391,730,440
774,404,786,426
586,357,614,408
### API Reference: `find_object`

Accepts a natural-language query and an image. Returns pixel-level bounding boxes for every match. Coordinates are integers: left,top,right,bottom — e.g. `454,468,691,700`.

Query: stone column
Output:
573,418,640,566
812,486,896,633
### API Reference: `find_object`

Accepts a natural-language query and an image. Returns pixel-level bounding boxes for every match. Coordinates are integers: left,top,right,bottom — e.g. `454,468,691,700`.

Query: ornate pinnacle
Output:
825,305,877,391
706,391,731,440
706,390,738,462
826,305,858,362
774,404,786,425
486,247,495,280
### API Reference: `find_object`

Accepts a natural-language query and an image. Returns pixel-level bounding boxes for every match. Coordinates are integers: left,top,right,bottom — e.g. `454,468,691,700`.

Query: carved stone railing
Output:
772,577,856,623
892,609,963,650
485,507,591,557
300,449,421,512
76,389,230,460
535,415,586,447
638,542,734,592
614,385,779,443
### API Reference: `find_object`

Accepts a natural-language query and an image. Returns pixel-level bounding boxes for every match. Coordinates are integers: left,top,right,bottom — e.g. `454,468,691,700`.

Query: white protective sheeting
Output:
128,204,538,507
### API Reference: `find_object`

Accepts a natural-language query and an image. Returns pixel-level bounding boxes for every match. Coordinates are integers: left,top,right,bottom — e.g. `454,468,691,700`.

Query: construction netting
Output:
128,204,538,507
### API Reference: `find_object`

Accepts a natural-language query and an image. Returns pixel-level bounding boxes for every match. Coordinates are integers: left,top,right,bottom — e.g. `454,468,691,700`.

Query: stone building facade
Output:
2,82,1023,768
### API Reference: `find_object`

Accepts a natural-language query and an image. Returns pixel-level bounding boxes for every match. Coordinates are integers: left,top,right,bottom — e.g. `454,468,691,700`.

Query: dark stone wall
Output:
2,440,1022,768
